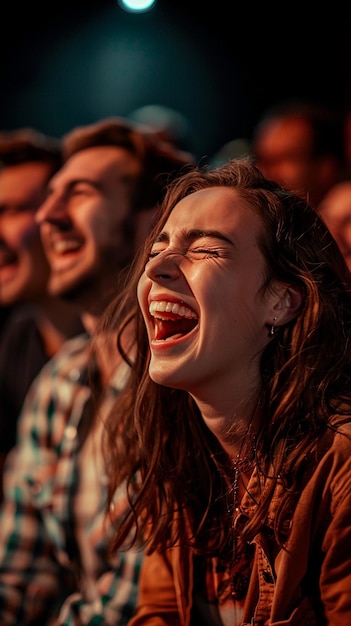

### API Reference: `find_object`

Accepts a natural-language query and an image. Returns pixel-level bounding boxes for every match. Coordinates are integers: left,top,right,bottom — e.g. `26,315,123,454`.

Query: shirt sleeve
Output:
0,363,76,624
0,341,143,626
56,547,142,626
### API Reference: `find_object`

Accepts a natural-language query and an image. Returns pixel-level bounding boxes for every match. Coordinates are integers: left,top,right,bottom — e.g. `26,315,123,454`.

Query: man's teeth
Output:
52,240,82,254
149,300,197,319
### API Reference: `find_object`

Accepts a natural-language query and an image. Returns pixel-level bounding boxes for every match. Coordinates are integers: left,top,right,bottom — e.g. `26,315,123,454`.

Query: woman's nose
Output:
145,251,181,281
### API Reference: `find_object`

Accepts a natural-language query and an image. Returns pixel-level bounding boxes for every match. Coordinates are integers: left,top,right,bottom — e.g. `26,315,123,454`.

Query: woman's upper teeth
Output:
149,300,197,320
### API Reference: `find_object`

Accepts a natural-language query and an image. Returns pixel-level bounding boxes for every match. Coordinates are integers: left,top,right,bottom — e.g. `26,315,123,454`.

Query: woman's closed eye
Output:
188,246,220,258
148,249,165,260
148,245,221,261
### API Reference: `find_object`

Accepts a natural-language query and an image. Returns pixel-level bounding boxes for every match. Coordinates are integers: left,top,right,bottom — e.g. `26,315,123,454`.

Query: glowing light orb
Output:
118,0,157,13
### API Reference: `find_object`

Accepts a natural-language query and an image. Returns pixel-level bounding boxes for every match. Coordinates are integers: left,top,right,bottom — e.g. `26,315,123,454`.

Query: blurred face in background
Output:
317,181,351,272
253,115,339,208
343,111,351,174
0,161,51,306
36,146,141,310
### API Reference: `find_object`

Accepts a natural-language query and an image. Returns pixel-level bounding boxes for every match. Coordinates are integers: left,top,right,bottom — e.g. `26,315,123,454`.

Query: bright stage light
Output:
118,0,157,13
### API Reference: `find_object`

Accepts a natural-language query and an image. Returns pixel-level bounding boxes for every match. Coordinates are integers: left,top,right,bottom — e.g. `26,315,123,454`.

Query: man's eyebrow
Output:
47,177,101,195
153,228,234,245
69,178,101,189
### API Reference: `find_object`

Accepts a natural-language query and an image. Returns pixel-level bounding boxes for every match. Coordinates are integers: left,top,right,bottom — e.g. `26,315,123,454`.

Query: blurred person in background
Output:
342,107,351,177
0,129,83,492
128,104,192,153
0,117,194,625
251,99,346,208
317,179,351,273
0,306,13,337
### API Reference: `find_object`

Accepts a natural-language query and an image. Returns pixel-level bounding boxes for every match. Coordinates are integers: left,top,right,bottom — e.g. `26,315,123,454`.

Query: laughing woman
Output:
102,157,351,625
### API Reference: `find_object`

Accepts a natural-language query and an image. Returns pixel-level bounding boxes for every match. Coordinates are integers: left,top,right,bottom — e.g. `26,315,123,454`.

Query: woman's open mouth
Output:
149,300,198,342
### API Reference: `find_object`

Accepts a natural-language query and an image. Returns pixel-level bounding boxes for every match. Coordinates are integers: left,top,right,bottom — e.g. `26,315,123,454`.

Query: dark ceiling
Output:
2,1,351,160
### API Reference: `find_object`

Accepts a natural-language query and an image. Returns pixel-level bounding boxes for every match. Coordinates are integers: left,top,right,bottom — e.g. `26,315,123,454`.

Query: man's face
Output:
253,117,316,199
318,181,351,272
0,161,51,305
37,145,141,311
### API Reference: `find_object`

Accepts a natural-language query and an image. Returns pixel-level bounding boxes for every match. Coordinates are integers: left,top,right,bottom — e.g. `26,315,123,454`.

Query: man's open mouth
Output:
49,236,84,255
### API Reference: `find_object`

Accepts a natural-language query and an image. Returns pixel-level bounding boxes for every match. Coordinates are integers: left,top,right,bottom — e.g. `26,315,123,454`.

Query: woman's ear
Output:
273,286,302,325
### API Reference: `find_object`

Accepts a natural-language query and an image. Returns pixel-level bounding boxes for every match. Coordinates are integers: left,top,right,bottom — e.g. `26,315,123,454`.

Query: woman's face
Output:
137,186,283,405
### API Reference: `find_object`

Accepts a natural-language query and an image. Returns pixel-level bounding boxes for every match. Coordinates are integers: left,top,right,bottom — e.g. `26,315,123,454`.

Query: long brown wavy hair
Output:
97,157,351,557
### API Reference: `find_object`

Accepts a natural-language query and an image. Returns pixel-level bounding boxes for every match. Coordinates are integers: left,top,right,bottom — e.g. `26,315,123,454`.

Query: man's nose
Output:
35,194,67,225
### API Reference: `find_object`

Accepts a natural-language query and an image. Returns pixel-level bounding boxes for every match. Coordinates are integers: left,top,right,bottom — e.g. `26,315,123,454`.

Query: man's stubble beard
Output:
53,272,99,305
48,250,130,311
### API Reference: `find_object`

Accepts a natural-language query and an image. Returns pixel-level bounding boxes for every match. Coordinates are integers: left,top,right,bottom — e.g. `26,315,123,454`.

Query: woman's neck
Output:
195,393,260,460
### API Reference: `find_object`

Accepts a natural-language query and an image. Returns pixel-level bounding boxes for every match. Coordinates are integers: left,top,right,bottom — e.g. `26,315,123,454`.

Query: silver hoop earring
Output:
270,316,278,336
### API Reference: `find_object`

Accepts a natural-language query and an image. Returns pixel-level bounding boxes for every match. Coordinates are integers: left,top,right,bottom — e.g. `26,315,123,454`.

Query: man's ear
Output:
273,286,302,325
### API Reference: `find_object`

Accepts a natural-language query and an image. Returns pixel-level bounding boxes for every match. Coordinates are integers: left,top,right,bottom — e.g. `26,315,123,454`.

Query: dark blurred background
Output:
2,0,351,161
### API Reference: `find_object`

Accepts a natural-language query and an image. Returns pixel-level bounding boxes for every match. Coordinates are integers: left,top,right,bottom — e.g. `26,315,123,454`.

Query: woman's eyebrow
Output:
185,228,234,245
153,231,169,244
153,228,234,246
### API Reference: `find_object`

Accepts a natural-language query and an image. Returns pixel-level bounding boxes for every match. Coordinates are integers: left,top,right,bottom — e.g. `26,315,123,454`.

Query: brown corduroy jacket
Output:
129,420,351,626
